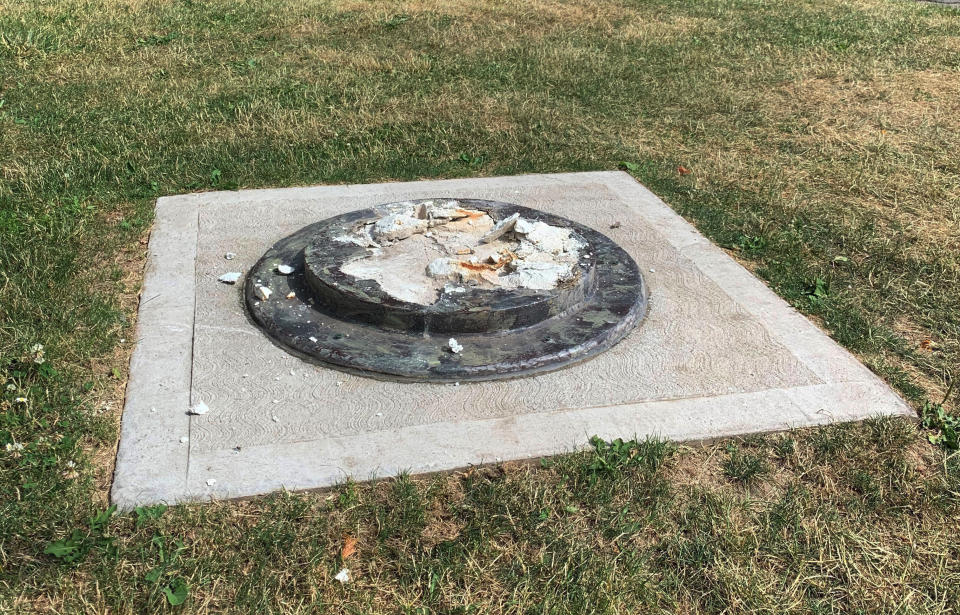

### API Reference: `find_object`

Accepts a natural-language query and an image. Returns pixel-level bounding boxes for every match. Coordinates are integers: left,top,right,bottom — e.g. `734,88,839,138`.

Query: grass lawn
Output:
2,0,959,611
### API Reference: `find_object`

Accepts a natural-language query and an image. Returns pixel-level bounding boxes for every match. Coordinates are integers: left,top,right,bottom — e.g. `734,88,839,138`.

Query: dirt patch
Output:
87,227,150,506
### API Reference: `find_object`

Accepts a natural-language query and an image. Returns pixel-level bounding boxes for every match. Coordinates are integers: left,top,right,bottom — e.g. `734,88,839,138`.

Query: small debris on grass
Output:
277,264,294,275
224,252,236,260
206,478,216,487
256,285,272,300
448,338,463,354
341,535,358,559
218,272,242,284
334,568,352,584
188,401,209,415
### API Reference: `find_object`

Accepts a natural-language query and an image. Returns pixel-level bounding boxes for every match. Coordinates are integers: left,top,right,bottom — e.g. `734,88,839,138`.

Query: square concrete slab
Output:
112,171,912,509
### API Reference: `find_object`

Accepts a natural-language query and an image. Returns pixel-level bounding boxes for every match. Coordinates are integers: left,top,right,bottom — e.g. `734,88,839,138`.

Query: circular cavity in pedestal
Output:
244,198,648,382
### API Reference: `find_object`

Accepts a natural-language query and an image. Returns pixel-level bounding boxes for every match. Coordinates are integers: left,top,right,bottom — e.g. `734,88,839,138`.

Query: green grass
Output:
1,0,959,611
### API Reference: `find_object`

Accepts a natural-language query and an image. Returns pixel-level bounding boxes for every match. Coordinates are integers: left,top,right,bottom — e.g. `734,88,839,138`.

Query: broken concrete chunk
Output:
334,233,380,248
426,258,456,279
218,272,242,284
448,338,463,354
515,219,582,254
498,262,573,290
427,200,466,219
480,213,520,244
277,264,294,275
187,401,209,415
256,285,272,300
371,213,429,242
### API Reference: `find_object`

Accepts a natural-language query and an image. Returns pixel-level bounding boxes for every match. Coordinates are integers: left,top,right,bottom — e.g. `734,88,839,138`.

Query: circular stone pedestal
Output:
245,199,647,382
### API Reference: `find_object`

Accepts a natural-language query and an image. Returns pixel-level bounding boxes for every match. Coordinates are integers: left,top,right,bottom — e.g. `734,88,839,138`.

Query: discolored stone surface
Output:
111,171,912,509
244,199,647,382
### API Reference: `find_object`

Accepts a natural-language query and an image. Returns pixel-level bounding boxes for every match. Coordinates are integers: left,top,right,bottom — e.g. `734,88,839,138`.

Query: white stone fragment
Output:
448,338,463,354
334,234,380,248
188,401,209,415
218,271,242,284
179,436,189,444
256,285,272,300
514,219,582,254
371,213,429,242
426,258,456,279
277,264,294,275
334,568,352,584
309,336,318,342
428,200,467,219
480,212,520,244
206,478,216,487
272,415,280,422
498,262,572,290
224,252,236,260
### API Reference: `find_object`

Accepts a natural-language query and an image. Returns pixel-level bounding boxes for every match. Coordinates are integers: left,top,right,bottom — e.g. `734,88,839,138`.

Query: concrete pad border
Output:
112,172,912,509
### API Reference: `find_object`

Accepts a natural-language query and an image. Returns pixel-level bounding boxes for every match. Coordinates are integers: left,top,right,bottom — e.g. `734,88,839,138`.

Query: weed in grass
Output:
922,401,960,450
722,444,769,484
43,505,117,564
586,435,674,480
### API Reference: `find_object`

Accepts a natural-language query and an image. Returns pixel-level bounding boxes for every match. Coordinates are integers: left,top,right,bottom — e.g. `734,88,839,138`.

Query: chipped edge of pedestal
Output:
111,171,914,510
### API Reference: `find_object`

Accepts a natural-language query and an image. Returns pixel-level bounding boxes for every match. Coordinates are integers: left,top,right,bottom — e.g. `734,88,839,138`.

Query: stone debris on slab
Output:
276,264,294,275
218,272,242,284
334,202,585,306
256,285,272,300
206,478,216,487
224,252,236,260
371,212,430,242
479,212,520,243
187,401,209,415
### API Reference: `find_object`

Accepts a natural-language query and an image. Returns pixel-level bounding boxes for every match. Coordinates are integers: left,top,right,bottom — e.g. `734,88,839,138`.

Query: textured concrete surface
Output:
111,171,913,509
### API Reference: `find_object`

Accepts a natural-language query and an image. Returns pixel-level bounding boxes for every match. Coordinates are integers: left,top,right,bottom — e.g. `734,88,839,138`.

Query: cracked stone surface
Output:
111,171,912,509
